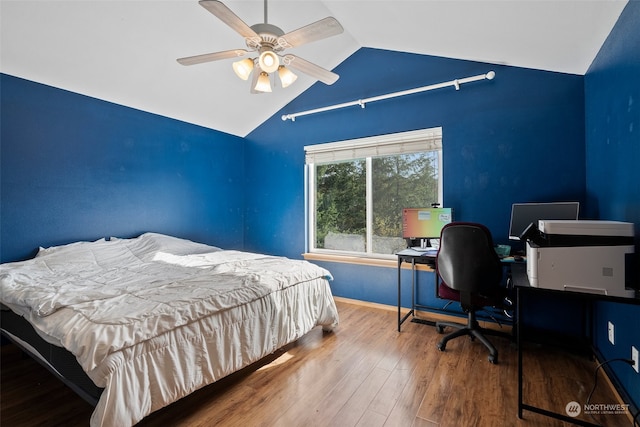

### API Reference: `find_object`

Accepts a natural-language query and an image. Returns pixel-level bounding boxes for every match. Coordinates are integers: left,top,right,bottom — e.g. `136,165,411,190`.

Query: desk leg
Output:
398,257,402,332
517,286,523,419
411,258,416,319
397,256,416,331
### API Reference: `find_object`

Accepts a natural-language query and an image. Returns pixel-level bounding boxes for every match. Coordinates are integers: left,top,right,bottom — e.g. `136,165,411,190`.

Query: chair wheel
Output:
488,355,498,364
436,325,445,334
437,342,446,352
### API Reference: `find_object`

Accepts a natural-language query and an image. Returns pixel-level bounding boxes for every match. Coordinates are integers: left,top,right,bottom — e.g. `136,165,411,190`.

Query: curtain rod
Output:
281,71,495,122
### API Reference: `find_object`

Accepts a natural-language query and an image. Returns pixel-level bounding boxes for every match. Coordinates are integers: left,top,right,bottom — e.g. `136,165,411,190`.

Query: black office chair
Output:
434,222,507,364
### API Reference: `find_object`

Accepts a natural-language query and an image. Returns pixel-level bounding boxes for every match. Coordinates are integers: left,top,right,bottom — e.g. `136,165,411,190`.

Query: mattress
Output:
0,232,339,426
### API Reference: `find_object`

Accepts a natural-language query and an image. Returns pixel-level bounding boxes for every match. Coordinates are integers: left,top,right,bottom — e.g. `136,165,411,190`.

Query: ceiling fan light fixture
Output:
258,50,279,73
232,58,254,80
278,66,297,88
254,71,272,92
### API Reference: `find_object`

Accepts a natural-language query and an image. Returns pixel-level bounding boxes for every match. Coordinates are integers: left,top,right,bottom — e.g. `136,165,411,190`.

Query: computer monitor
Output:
402,207,453,239
508,202,579,240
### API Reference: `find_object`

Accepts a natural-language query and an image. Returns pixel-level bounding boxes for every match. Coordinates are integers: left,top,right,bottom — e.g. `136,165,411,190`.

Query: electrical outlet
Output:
608,321,615,345
632,346,639,373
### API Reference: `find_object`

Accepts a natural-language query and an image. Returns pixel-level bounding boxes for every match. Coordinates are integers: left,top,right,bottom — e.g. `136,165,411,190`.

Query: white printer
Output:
526,220,636,297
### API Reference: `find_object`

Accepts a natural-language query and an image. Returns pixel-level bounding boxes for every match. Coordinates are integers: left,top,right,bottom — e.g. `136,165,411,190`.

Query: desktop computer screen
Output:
508,202,579,240
402,207,453,239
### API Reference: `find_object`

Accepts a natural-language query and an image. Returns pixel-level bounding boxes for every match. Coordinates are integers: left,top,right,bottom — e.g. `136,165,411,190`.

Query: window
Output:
305,128,443,258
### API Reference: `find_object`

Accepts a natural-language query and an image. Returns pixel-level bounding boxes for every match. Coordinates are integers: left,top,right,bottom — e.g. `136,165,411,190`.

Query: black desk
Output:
396,249,437,331
396,249,519,332
511,263,640,427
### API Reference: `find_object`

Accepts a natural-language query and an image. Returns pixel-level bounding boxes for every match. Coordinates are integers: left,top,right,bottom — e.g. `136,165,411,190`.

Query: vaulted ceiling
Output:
0,0,628,137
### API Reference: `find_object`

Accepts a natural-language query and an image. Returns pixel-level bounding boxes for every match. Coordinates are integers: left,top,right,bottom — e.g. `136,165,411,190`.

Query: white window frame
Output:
304,127,443,259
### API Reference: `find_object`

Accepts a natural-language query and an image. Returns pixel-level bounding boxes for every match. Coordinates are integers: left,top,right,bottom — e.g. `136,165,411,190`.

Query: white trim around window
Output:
304,127,443,259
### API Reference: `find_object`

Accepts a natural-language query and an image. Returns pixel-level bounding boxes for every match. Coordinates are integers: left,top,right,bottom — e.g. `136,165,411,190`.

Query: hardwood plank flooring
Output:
1,300,633,426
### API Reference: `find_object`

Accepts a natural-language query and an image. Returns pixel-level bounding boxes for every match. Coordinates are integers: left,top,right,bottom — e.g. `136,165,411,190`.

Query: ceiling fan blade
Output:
279,17,343,49
199,0,259,39
177,49,250,66
282,55,339,85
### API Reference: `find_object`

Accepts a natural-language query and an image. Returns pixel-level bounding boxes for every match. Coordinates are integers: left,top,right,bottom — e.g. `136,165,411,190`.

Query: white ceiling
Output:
0,0,628,137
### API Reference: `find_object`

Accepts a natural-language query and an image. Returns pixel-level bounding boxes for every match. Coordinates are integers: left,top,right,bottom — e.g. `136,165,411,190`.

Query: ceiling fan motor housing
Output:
249,23,285,73
249,23,285,49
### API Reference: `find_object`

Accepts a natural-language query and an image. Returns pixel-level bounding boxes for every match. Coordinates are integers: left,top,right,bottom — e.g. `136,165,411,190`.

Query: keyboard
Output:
411,246,437,252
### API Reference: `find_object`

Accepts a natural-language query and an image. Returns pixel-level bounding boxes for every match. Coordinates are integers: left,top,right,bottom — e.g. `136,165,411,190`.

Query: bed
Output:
0,232,339,426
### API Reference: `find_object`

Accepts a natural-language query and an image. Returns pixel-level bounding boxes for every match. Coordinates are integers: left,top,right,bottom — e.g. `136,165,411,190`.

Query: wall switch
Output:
632,346,639,373
608,321,615,345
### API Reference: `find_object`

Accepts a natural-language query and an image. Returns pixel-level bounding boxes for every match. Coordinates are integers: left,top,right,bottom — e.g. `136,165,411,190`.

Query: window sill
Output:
302,252,434,271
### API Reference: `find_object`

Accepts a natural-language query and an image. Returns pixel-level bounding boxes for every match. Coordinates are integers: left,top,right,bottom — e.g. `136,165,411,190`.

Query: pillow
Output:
124,232,222,259
36,238,107,257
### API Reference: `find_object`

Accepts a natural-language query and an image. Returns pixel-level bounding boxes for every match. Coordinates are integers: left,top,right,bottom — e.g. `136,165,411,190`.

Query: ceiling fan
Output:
177,0,344,93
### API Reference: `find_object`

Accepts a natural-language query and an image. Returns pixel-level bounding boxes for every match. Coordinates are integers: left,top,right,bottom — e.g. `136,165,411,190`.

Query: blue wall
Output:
245,50,586,302
0,75,245,262
585,0,640,410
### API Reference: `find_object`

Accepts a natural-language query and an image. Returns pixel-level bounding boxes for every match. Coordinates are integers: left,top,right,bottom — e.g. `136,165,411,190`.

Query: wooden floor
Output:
1,300,633,427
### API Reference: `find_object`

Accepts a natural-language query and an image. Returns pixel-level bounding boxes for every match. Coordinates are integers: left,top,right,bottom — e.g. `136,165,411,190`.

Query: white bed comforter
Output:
0,233,339,426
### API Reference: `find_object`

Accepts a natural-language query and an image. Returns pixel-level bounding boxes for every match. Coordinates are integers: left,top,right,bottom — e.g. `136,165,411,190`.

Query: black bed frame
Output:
1,305,103,406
